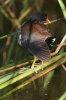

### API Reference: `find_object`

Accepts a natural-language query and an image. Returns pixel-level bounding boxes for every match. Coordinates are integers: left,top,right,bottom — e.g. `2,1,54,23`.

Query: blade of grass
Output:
59,92,66,100
58,0,66,19
6,34,17,64
0,6,11,20
43,70,54,89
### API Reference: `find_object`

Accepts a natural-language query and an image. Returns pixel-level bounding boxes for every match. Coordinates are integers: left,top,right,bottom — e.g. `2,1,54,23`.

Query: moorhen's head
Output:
27,12,50,23
18,12,56,61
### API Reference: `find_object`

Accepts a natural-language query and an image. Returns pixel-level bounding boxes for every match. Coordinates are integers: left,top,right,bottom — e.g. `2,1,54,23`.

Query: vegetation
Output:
0,0,66,100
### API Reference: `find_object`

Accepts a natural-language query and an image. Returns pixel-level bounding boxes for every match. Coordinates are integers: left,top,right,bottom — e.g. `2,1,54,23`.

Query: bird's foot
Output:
31,57,38,73
31,65,38,73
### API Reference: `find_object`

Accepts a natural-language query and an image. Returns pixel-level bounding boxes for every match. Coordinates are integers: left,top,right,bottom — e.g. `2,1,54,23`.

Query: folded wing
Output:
28,40,51,61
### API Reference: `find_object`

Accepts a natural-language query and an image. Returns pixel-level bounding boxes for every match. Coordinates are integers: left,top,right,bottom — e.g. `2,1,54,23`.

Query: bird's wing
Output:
28,40,51,61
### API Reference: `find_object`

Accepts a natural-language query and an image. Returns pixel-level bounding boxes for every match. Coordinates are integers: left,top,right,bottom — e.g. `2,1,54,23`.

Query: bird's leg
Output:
31,56,37,73
51,34,66,56
41,61,44,70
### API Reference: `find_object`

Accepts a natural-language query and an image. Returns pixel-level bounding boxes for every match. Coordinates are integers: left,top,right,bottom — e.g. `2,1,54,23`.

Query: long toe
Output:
31,66,38,73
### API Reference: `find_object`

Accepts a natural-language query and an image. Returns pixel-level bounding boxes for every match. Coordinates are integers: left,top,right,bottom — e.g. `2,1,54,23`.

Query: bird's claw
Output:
31,66,38,73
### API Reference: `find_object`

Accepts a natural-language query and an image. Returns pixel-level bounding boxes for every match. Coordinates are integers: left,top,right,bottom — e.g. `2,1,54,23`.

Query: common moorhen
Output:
18,12,56,72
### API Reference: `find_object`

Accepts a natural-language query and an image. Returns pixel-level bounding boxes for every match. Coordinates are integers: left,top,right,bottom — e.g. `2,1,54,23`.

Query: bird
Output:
18,12,56,72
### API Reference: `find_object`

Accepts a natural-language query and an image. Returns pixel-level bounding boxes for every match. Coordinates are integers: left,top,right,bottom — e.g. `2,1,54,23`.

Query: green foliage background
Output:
0,0,66,100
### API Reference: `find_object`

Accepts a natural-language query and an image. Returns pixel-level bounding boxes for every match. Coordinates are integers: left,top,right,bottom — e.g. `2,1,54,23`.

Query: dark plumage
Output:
18,12,56,61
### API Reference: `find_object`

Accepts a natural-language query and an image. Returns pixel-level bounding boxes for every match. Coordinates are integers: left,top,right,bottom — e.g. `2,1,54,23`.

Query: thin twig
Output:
0,60,33,74
51,34,66,56
62,64,66,71
5,7,20,28
44,18,62,25
3,0,10,6
18,7,32,22
0,5,20,28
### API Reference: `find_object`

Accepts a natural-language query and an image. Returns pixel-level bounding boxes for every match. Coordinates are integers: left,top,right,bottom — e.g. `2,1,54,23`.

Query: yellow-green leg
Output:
31,56,37,73
42,61,44,70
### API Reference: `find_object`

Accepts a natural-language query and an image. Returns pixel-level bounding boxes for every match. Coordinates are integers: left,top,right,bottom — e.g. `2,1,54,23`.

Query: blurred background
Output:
0,0,66,100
